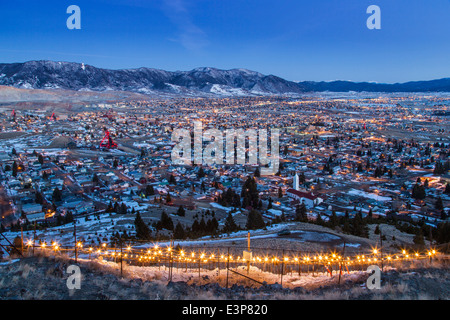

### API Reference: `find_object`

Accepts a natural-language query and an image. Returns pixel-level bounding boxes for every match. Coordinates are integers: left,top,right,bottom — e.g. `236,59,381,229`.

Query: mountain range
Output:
0,60,449,97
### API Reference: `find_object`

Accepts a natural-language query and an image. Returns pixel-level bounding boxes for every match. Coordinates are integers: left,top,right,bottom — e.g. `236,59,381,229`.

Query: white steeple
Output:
293,172,300,191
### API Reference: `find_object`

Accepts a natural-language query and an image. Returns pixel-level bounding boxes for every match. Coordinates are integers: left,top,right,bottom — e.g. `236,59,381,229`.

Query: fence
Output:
4,237,445,288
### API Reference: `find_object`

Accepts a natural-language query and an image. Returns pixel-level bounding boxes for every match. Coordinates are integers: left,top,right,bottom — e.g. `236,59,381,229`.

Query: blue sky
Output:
0,0,449,83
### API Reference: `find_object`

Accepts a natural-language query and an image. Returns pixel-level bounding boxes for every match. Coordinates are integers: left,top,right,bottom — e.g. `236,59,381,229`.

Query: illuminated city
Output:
0,0,449,308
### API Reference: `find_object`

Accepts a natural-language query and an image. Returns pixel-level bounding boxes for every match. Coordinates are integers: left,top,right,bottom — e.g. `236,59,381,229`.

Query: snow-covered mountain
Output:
0,60,449,96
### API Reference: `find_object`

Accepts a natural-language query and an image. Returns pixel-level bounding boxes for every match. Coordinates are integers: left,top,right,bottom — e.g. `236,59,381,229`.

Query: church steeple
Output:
293,172,300,191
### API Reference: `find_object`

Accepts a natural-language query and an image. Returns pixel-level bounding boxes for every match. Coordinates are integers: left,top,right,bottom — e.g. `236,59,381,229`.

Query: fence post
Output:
217,248,220,276
120,239,123,278
226,247,230,289
281,249,285,286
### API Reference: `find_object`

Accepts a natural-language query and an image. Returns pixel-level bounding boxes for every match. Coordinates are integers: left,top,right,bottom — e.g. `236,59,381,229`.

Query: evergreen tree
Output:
436,222,450,244
145,185,155,196
209,217,219,233
299,172,306,184
158,211,174,231
435,197,444,211
241,176,259,208
223,212,238,233
412,183,426,200
120,203,128,214
218,188,241,208
267,197,273,209
295,203,308,222
351,211,368,238
328,210,338,229
315,213,324,226
197,167,206,178
12,161,18,177
374,224,380,235
191,219,200,235
246,209,265,230
342,219,351,234
445,183,450,195
433,161,444,175
52,187,62,202
176,205,186,217
64,211,74,224
35,191,44,204
199,217,207,234
174,222,186,239
55,213,63,226
134,212,151,240
106,201,114,213
413,229,425,246
38,154,44,165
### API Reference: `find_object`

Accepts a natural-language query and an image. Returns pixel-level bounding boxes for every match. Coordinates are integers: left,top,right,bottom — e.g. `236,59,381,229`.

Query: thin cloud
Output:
0,49,117,60
162,0,208,52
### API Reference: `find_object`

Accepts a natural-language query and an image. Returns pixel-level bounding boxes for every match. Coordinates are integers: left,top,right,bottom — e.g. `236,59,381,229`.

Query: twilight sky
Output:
0,0,449,83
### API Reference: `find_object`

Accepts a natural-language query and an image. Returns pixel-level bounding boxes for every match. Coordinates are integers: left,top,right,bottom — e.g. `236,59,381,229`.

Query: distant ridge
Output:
0,60,449,96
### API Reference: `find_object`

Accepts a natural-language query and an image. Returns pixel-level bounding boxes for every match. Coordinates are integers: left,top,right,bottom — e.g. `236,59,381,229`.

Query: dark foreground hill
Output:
0,255,448,300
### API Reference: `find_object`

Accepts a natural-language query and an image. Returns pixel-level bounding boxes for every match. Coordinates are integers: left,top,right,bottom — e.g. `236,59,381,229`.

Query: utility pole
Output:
74,219,77,263
429,226,433,263
169,238,173,282
33,221,36,256
247,231,250,275
339,241,346,285
380,230,383,271
20,226,24,254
